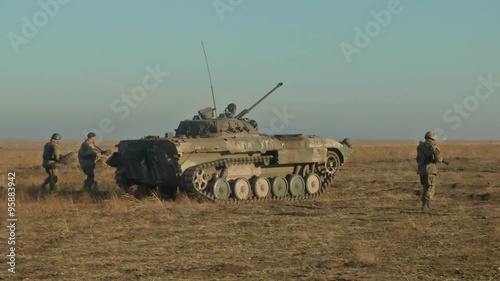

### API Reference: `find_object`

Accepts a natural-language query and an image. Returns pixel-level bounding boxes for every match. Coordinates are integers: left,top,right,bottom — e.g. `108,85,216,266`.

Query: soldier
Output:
224,103,237,118
416,131,448,211
41,133,62,192
78,132,103,192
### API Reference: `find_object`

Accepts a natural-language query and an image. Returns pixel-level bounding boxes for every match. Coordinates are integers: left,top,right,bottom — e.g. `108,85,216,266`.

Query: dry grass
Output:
0,140,499,280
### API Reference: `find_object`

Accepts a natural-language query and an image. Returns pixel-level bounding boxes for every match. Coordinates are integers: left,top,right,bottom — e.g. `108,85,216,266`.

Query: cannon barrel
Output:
235,82,283,119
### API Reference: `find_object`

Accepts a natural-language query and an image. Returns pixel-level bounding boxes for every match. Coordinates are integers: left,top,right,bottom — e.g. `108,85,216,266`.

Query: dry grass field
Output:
0,140,499,280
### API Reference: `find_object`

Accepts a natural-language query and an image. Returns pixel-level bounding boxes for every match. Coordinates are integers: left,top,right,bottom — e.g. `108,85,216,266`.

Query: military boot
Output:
81,182,91,193
426,200,431,210
421,199,427,212
82,178,94,192
41,178,50,191
49,177,59,193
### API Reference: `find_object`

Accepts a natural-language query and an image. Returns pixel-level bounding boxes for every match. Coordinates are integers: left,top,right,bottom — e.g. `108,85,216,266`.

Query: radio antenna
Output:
201,41,217,117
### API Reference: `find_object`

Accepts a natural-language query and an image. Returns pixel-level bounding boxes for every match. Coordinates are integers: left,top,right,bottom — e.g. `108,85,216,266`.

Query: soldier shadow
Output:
25,184,115,202
400,209,451,216
57,189,113,201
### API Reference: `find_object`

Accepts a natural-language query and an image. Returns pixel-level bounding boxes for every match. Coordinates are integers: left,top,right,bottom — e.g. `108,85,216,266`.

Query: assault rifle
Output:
94,144,111,156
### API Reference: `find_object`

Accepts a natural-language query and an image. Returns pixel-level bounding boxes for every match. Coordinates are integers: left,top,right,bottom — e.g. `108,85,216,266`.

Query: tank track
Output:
182,155,336,203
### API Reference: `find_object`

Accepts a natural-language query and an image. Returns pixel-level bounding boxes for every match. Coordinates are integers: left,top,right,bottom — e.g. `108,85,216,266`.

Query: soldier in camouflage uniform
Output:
78,132,103,192
41,133,62,192
416,131,447,211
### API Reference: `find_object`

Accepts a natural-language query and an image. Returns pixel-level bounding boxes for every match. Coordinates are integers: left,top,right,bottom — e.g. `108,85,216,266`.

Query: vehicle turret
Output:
174,82,283,138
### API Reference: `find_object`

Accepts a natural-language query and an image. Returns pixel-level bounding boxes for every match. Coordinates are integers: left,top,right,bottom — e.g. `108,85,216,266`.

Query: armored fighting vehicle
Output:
107,82,353,202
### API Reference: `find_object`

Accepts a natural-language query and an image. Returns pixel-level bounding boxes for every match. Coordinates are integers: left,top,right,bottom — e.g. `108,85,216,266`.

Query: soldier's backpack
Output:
416,142,433,165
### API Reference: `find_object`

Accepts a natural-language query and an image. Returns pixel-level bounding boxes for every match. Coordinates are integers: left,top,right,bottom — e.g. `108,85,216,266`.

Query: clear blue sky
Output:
1,0,499,141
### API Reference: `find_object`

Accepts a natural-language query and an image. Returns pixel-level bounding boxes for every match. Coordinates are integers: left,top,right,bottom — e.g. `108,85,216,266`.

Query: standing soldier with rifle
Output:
416,131,449,212
78,132,108,192
41,133,63,192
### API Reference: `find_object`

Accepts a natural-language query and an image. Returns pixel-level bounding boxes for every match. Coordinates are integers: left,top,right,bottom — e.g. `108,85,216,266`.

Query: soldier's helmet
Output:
341,138,352,148
225,103,237,117
249,119,258,129
424,131,436,140
51,133,61,140
227,103,237,114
